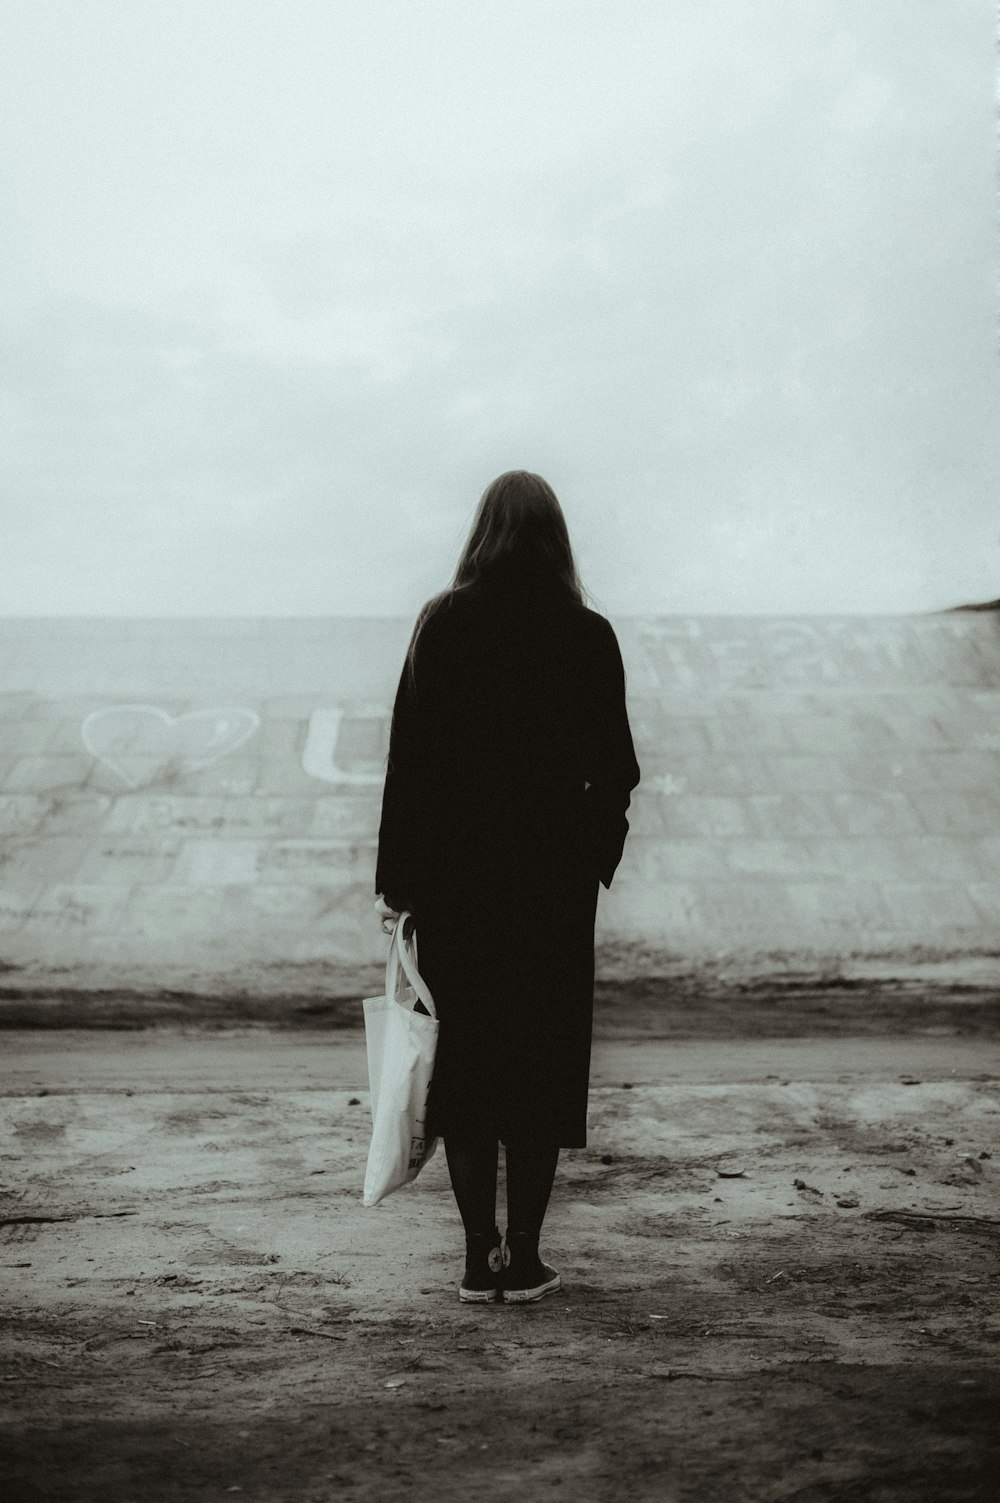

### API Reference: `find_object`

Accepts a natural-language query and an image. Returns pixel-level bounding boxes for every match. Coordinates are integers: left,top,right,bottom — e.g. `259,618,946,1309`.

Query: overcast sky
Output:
2,0,997,617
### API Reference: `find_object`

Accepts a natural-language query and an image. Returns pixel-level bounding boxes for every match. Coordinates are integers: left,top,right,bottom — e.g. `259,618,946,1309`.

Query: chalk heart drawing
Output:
81,705,260,790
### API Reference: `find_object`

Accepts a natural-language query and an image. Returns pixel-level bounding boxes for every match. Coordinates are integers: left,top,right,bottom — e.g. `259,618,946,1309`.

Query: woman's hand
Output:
375,894,401,935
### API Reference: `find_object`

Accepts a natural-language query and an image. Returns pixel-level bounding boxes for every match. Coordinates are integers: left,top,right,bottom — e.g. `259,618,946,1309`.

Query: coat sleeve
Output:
581,616,642,890
374,617,426,914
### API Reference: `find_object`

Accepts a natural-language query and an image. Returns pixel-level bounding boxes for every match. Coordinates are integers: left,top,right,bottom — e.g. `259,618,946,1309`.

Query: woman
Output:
374,470,641,1304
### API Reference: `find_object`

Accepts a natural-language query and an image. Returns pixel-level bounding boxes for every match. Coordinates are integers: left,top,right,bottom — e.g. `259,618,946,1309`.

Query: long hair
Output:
404,471,591,688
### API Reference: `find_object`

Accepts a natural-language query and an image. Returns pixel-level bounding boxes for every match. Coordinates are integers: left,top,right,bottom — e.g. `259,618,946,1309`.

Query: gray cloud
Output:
1,0,997,614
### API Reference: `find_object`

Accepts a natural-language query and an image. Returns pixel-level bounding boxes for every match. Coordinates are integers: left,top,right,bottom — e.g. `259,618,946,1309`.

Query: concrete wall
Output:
0,612,998,998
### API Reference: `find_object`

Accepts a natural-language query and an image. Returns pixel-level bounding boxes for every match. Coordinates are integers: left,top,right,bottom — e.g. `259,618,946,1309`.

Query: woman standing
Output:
374,471,641,1304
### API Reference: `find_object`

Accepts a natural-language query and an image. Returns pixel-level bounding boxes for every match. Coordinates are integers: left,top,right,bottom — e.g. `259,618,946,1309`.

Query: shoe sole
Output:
459,1286,499,1303
501,1273,562,1304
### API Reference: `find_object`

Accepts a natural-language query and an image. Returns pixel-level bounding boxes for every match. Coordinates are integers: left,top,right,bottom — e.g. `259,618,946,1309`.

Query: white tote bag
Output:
362,911,439,1207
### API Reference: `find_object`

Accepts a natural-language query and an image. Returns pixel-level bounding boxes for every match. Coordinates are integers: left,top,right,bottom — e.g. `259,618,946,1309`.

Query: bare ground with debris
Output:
1,1013,999,1502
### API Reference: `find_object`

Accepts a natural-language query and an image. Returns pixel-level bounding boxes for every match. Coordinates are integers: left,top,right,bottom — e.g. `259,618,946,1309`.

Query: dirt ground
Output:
2,1003,999,1502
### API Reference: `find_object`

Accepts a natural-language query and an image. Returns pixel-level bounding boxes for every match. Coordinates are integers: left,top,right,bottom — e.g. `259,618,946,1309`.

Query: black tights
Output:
444,1132,560,1240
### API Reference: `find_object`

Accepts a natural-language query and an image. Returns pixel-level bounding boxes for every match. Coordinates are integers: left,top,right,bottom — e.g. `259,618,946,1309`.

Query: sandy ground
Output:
2,1020,999,1502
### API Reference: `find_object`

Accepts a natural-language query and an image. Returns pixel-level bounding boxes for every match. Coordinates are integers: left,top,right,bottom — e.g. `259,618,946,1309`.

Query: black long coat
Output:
374,569,641,1147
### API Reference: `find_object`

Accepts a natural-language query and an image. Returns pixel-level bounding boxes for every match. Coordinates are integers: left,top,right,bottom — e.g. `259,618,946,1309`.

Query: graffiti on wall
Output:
637,615,1000,689
79,703,387,790
81,705,261,789
302,707,385,786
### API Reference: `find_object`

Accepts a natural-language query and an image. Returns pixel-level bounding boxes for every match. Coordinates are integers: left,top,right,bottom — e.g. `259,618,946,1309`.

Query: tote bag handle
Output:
384,911,437,1019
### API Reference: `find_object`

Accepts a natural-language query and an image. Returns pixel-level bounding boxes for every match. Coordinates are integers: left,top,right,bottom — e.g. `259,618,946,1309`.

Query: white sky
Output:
2,0,998,616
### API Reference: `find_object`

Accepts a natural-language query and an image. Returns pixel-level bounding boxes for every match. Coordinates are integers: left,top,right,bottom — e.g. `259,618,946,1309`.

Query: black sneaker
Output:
500,1231,561,1304
459,1227,505,1303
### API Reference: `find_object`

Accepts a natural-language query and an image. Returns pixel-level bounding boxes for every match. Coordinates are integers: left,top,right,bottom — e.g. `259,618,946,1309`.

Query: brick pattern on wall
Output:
0,613,997,992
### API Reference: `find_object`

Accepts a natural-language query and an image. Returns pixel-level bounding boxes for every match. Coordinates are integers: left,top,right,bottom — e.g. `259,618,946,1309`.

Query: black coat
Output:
374,570,641,1147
